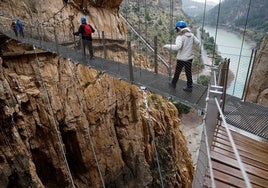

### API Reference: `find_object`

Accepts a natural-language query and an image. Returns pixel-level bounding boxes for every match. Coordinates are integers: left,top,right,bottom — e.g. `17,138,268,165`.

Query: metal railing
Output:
192,59,252,188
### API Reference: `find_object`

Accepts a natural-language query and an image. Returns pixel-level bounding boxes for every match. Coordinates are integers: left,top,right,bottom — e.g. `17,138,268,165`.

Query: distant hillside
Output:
197,0,268,42
120,0,190,58
182,0,216,18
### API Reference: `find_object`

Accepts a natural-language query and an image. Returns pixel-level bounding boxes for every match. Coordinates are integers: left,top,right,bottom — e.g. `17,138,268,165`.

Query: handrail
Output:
214,97,252,188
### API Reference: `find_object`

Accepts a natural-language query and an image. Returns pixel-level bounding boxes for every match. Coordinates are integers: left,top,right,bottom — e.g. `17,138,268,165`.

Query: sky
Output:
192,0,222,4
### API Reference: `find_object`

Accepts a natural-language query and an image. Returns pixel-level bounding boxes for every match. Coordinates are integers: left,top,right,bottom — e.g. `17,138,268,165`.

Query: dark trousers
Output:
19,30,24,38
172,59,193,87
13,29,18,37
82,39,93,58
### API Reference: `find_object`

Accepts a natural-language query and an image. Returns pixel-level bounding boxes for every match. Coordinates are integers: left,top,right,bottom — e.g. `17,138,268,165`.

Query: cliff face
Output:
246,35,268,107
2,0,126,41
0,1,194,187
0,43,193,187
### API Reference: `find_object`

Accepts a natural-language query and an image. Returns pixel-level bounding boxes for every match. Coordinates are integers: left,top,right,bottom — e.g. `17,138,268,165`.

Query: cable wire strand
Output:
141,86,165,188
232,0,252,96
33,45,75,188
67,61,106,188
214,97,252,188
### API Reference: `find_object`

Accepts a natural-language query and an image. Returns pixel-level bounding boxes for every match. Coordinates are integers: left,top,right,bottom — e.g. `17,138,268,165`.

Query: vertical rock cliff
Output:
0,0,194,187
0,42,193,187
245,35,268,107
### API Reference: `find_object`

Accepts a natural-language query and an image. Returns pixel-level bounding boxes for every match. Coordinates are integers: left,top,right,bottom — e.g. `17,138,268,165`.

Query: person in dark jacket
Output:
15,18,24,38
10,21,18,37
73,16,95,59
11,20,17,37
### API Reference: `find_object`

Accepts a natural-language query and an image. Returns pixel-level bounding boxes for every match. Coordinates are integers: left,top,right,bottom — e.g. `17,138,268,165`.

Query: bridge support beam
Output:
205,85,223,148
128,41,134,83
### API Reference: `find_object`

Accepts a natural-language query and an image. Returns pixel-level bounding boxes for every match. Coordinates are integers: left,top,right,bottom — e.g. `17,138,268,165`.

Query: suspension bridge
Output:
0,0,268,187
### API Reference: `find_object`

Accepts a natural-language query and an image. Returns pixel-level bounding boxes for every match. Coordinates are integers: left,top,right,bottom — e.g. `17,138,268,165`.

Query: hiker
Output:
73,16,95,60
15,18,24,38
11,20,17,37
163,21,200,92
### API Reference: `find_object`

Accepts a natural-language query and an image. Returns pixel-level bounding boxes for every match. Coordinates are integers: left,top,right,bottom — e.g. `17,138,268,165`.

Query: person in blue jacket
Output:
15,18,24,38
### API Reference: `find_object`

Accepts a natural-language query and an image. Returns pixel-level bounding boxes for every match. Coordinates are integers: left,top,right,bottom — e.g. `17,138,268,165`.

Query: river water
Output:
203,26,256,98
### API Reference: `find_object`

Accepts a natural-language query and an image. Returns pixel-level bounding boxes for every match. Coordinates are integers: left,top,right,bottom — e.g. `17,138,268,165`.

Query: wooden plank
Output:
217,125,268,145
215,128,268,151
204,177,238,188
214,130,268,153
212,146,268,171
212,137,268,164
213,169,247,187
206,125,268,187
212,135,268,163
215,132,268,153
212,160,268,187
213,135,268,161
211,152,268,180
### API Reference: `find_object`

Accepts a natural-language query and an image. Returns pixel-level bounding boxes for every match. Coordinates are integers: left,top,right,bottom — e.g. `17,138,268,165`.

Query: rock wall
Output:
0,0,194,187
0,40,193,187
1,0,126,41
245,35,268,107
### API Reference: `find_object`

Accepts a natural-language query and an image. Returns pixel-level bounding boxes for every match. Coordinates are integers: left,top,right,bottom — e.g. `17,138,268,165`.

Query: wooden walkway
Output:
205,125,268,187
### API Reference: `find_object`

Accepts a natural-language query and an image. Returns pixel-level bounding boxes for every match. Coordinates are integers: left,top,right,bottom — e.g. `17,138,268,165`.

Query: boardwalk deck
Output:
204,125,268,188
1,30,268,188
0,31,208,110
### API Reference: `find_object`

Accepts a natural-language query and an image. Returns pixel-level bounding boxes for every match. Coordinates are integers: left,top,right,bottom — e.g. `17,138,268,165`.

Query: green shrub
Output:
173,102,191,115
197,75,210,86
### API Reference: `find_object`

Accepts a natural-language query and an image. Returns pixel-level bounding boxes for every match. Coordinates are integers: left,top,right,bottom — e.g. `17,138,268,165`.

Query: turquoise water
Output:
204,26,256,98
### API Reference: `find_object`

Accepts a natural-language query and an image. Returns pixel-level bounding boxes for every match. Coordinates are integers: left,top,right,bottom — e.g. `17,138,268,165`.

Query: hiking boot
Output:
183,86,192,92
169,82,176,89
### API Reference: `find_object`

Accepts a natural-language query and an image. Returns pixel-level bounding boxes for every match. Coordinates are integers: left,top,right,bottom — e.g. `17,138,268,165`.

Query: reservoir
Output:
203,26,256,98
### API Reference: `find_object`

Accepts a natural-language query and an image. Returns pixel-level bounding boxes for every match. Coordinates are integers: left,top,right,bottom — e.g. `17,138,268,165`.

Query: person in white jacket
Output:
163,21,200,92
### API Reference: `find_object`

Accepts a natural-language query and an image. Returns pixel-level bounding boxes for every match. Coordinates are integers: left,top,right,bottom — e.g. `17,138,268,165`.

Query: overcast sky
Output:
192,0,222,4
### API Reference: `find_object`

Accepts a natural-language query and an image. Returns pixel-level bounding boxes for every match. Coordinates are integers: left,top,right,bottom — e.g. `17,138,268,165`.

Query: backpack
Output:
84,24,92,36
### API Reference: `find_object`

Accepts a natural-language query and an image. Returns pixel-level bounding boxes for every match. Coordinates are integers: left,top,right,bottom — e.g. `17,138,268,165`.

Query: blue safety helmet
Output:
175,21,187,30
81,16,86,24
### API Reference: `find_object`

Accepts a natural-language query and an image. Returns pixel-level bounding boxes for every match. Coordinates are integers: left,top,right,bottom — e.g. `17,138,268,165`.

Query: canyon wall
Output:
245,35,268,107
0,0,194,187
0,41,193,187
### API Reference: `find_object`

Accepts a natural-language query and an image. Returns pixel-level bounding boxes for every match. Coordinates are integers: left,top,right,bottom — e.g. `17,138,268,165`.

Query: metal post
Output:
221,59,230,112
41,25,45,44
242,48,255,101
205,85,223,148
128,41,134,83
80,33,85,57
37,25,41,47
102,31,107,59
30,26,33,40
53,26,59,54
154,36,158,74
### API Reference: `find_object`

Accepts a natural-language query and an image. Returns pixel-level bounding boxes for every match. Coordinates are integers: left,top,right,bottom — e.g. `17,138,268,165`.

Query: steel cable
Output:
32,45,76,188
141,86,165,188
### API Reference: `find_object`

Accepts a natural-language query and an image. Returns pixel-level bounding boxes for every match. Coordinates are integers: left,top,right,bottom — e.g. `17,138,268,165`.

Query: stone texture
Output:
245,35,268,107
0,47,193,187
0,0,126,42
0,0,194,187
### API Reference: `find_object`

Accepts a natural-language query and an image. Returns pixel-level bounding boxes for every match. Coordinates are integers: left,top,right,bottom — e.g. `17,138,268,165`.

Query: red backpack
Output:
84,24,92,36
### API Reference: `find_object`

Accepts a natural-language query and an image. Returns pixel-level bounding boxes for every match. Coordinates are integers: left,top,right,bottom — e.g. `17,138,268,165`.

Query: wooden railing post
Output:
128,41,134,83
53,26,59,54
154,36,158,74
102,31,107,59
